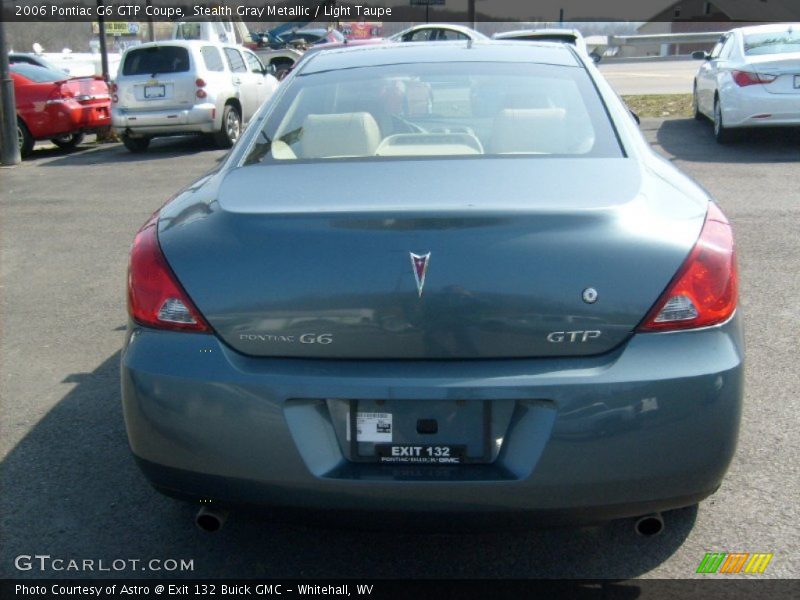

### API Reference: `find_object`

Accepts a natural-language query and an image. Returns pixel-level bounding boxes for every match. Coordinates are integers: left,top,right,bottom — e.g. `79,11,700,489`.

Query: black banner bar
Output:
3,0,800,23
3,579,800,600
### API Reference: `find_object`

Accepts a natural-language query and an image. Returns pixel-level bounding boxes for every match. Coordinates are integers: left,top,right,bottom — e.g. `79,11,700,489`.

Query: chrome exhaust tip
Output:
195,506,229,533
635,513,664,537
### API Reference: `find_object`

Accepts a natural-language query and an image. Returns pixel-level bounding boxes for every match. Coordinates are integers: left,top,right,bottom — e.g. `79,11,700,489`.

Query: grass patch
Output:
622,94,694,119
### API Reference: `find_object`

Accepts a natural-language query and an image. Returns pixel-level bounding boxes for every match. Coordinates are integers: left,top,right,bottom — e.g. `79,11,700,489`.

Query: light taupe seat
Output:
300,112,382,159
490,108,569,155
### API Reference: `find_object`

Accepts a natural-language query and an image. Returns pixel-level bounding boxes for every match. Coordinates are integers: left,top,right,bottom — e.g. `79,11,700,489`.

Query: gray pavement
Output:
599,59,700,95
1,122,799,579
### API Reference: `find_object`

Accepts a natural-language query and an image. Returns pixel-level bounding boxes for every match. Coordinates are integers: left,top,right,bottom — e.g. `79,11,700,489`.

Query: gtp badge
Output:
410,252,431,297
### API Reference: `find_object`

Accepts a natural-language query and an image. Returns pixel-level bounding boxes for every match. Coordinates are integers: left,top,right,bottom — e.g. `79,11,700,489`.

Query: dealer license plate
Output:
375,444,465,465
144,84,165,99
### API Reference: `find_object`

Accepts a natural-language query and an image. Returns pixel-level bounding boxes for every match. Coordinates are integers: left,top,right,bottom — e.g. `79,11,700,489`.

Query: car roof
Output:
403,23,481,33
124,40,239,52
494,28,582,40
732,22,800,35
299,41,580,74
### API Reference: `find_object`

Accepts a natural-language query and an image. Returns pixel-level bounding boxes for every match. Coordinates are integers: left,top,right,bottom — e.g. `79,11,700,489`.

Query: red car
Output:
11,63,111,157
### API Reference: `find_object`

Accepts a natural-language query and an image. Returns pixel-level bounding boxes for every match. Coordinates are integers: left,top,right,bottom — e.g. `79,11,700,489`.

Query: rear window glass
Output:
10,63,66,82
201,46,224,72
509,34,578,45
122,46,190,76
744,30,800,55
244,61,622,164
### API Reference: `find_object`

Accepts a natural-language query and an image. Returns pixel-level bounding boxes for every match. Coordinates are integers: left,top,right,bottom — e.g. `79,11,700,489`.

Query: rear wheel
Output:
51,132,85,150
17,119,34,158
713,97,735,144
213,105,241,149
121,135,151,153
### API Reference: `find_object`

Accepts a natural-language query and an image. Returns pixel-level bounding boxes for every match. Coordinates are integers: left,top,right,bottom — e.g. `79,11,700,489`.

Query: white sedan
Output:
387,23,487,43
693,23,800,143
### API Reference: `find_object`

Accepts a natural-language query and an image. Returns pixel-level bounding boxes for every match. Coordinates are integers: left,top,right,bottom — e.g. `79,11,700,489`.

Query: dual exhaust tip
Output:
634,513,664,537
195,506,665,537
195,505,229,533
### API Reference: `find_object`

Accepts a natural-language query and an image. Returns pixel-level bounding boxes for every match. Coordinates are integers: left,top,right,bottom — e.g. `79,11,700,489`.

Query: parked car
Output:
280,28,346,47
388,23,488,42
493,28,600,62
11,63,110,157
9,52,70,74
693,23,800,143
123,42,741,532
111,41,279,152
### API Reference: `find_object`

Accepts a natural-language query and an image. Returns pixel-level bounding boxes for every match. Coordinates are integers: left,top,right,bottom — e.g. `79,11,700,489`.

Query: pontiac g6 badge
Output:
410,252,431,297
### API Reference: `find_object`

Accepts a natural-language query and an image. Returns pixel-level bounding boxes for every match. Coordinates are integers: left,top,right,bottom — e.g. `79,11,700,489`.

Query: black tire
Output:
692,85,704,121
213,104,242,149
50,132,85,150
17,118,34,158
713,97,735,144
121,135,150,153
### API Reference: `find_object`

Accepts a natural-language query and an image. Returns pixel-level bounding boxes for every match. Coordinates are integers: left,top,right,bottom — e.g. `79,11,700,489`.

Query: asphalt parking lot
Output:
598,59,699,95
1,119,799,580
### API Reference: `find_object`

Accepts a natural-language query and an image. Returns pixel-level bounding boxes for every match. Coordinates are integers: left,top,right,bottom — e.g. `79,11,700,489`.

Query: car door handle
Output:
232,78,241,85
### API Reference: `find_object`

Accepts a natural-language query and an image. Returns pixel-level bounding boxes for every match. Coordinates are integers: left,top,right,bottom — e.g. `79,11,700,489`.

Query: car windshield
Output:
244,61,621,164
122,46,190,76
10,63,67,82
744,30,800,55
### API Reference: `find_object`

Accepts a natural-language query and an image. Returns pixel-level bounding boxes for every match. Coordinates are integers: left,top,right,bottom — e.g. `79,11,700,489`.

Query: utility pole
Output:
469,0,476,30
146,0,155,42
97,0,110,81
0,14,21,165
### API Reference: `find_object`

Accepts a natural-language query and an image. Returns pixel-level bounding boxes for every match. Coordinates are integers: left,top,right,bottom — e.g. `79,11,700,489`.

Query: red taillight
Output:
195,78,206,88
127,214,210,332
637,203,737,332
109,82,118,93
196,89,207,99
732,70,777,87
112,94,119,103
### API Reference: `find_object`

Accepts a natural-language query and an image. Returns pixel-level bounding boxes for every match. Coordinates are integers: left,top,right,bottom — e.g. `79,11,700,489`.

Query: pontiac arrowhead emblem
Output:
410,252,431,297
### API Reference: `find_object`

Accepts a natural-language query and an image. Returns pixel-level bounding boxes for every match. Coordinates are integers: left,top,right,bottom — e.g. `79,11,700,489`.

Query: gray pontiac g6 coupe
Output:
122,42,742,531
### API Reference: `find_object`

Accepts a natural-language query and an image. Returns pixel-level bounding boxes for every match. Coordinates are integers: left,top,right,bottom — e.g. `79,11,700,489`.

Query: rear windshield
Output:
244,61,622,164
744,30,800,56
10,63,66,82
122,46,190,76
506,34,578,45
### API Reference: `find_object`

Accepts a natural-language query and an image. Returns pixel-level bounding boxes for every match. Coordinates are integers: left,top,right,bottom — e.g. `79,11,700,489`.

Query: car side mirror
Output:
265,64,277,76
630,110,640,125
589,51,602,64
692,51,710,60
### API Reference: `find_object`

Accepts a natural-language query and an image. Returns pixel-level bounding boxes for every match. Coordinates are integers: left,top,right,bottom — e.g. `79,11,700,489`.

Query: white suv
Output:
112,40,278,152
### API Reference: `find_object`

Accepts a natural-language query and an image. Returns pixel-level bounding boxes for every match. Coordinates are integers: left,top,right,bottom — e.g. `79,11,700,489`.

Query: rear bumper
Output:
721,86,800,128
121,315,744,521
111,103,217,136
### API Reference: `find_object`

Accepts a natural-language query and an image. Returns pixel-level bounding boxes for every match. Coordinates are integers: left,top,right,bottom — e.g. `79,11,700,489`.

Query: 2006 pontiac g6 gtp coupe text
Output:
122,42,742,527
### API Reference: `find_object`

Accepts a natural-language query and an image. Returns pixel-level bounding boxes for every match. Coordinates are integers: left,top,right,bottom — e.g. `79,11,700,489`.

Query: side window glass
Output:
244,52,264,74
719,36,735,59
224,48,247,73
709,36,727,59
200,46,224,72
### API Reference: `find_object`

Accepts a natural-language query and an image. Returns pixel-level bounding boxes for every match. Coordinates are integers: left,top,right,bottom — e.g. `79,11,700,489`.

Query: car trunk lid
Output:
117,45,196,110
746,53,800,94
158,158,706,359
